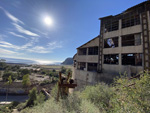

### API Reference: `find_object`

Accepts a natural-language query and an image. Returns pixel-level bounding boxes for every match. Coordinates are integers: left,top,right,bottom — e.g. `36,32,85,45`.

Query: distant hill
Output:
0,57,37,64
61,58,73,65
0,57,61,65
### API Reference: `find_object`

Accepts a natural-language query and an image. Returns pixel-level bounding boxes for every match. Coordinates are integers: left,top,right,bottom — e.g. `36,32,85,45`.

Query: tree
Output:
22,74,31,87
0,59,6,70
2,72,13,81
60,66,66,74
2,72,18,81
26,87,45,107
20,69,30,76
52,69,56,72
66,68,72,75
26,87,37,107
6,76,12,102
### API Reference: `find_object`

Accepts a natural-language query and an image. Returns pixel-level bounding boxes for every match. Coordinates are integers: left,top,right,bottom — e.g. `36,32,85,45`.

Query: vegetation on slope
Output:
20,72,150,113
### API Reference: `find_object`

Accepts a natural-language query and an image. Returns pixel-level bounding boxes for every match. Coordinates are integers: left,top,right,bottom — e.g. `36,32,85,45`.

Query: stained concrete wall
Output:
79,37,99,48
75,55,98,63
0,82,26,94
72,68,117,90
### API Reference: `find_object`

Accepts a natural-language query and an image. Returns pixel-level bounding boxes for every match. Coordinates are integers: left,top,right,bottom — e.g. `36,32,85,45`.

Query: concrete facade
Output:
73,1,150,89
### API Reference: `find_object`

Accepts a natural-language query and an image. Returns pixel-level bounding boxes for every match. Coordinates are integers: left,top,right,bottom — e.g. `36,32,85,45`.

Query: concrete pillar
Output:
119,53,122,66
86,48,88,55
147,11,150,31
119,19,122,29
119,53,122,73
85,62,88,71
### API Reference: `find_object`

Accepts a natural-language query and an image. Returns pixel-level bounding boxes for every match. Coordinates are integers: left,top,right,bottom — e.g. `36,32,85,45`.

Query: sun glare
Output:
44,16,53,26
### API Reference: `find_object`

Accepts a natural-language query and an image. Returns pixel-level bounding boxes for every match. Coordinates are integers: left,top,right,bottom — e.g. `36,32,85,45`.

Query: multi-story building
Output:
73,1,150,88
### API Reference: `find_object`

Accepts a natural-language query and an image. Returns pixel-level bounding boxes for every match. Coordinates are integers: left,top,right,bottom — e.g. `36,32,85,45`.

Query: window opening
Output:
87,63,97,72
104,54,119,64
122,14,140,28
77,62,86,70
122,33,141,46
78,48,87,55
88,46,98,55
122,53,142,66
104,20,119,32
104,37,118,48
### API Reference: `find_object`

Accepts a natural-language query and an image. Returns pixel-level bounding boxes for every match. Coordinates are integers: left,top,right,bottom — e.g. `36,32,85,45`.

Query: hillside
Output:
61,58,73,65
20,72,150,113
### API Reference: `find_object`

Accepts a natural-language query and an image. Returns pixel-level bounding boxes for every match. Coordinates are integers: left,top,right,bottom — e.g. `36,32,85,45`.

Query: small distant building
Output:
73,1,150,88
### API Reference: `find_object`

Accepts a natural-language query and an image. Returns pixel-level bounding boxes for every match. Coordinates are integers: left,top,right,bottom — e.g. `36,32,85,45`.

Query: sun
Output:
44,16,53,26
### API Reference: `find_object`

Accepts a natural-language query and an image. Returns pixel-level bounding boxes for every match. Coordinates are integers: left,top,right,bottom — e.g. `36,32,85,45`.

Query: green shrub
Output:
61,93,81,112
40,80,52,86
2,71,18,81
110,72,150,113
80,99,100,113
34,92,45,105
22,74,31,87
21,98,67,113
26,87,37,107
51,84,59,100
16,102,27,111
80,83,114,112
0,105,12,113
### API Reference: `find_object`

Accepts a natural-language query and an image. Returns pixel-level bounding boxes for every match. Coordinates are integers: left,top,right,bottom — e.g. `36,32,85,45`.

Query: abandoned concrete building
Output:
73,1,150,87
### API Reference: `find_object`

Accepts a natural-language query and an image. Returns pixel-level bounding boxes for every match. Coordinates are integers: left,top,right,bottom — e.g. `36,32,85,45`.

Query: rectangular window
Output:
122,53,142,66
88,46,98,55
77,62,86,70
104,54,119,64
87,63,97,72
104,37,118,48
105,20,119,32
122,33,141,46
78,48,87,55
122,14,140,28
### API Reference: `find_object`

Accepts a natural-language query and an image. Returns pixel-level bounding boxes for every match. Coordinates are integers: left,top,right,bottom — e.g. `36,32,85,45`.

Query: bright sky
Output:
0,0,146,64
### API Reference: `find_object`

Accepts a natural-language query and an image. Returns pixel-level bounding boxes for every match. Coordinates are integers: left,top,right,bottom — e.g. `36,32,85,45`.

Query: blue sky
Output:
0,0,146,64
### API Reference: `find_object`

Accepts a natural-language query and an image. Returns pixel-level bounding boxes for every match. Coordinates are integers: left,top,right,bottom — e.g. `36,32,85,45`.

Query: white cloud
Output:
0,41,20,49
13,23,39,37
47,41,62,49
28,46,50,53
0,48,17,54
9,32,27,39
0,6,24,24
0,40,62,54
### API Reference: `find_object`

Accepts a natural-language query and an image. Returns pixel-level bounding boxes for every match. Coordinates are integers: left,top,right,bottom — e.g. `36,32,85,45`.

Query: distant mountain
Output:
61,58,73,65
0,57,61,65
0,57,37,64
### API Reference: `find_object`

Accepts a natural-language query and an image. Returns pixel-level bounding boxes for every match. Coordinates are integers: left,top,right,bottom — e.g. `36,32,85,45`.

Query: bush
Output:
60,66,66,74
61,93,81,112
80,83,114,112
26,87,37,107
21,98,67,113
0,105,12,113
22,74,31,87
40,80,52,86
2,71,18,81
16,102,27,111
80,99,100,113
110,72,150,112
20,69,31,76
51,84,58,100
34,92,46,105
